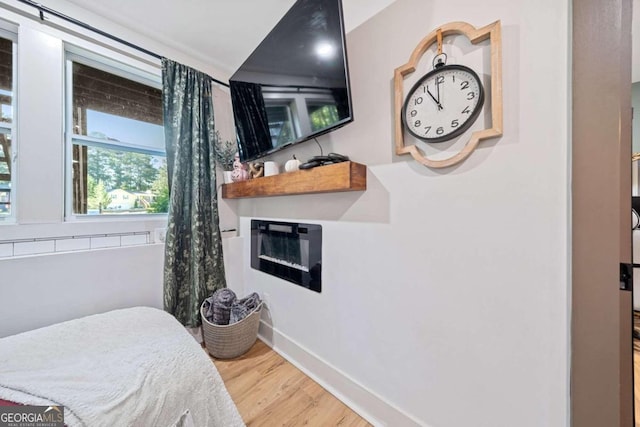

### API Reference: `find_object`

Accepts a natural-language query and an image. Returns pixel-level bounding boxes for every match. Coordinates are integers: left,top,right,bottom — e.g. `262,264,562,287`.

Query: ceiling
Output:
60,0,397,75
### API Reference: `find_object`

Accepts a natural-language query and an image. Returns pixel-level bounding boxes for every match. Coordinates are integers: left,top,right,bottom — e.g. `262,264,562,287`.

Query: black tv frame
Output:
229,0,353,163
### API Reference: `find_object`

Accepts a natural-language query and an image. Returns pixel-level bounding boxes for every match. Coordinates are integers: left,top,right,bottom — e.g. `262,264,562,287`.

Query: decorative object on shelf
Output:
230,153,249,182
248,162,264,179
394,21,503,168
213,131,237,172
263,161,280,177
222,171,233,184
284,155,302,172
213,131,237,184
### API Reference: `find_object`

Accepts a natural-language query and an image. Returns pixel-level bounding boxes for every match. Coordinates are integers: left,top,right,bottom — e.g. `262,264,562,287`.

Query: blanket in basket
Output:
204,289,261,325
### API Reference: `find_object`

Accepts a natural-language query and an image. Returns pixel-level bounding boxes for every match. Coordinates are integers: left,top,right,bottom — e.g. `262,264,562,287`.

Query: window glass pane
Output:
309,104,339,132
0,133,10,216
70,60,166,216
72,62,162,146
0,133,9,174
266,105,295,146
73,144,168,215
86,109,164,151
0,35,12,217
0,36,12,124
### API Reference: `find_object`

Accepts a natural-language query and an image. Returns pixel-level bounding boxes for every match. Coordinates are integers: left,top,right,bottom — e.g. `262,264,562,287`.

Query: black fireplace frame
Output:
251,219,322,293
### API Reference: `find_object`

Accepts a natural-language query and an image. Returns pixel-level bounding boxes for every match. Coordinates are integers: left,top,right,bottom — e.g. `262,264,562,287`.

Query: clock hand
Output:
426,86,443,110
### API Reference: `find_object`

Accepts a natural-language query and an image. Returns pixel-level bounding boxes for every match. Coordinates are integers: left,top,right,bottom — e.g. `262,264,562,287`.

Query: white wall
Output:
0,244,164,337
0,0,233,337
223,0,570,425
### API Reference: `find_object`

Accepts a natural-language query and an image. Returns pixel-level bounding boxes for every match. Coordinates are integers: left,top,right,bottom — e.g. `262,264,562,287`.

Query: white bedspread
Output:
0,307,244,427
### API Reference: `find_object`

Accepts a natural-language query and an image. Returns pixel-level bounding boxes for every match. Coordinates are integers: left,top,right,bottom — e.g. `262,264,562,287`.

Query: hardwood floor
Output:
210,339,371,426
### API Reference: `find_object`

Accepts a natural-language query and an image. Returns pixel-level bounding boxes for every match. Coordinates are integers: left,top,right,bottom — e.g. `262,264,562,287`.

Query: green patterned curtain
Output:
161,58,226,327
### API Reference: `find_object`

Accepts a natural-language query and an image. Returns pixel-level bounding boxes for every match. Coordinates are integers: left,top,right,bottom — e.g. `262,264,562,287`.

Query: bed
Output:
0,307,244,427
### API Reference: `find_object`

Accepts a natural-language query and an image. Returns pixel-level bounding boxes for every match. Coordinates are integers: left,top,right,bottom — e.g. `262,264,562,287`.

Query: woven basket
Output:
200,302,263,359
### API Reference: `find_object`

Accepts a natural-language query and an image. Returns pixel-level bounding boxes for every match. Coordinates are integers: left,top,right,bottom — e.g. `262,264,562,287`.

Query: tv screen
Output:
229,0,353,162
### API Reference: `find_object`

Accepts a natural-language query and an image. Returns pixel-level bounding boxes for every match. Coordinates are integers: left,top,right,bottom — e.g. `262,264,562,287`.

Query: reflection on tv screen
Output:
230,0,352,162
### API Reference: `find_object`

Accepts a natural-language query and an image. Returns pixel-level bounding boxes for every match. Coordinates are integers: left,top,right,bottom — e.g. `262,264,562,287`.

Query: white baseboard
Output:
258,320,424,427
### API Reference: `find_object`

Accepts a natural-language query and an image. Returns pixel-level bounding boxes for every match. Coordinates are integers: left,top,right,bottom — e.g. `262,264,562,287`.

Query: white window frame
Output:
264,100,298,147
64,46,166,220
0,23,18,224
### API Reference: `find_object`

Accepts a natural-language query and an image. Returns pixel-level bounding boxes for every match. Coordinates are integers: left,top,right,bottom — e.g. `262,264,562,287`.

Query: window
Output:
66,54,167,216
265,103,297,147
308,103,340,133
0,32,15,219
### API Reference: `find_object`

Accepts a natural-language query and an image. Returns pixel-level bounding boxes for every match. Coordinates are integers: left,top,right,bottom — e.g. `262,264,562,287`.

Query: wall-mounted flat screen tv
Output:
229,0,353,162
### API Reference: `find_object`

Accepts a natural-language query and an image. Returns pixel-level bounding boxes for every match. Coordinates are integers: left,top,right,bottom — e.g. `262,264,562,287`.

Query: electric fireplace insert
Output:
251,219,322,293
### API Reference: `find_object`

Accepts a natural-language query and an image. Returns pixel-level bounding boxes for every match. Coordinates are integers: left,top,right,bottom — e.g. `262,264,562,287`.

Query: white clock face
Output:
402,65,484,143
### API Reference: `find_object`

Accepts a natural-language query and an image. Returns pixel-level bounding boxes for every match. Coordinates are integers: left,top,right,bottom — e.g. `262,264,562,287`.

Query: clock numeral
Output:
415,97,423,105
436,76,445,84
414,120,421,127
462,106,471,114
460,81,469,90
425,126,432,134
410,110,417,117
467,92,475,100
451,75,455,83
451,119,459,128
436,127,444,135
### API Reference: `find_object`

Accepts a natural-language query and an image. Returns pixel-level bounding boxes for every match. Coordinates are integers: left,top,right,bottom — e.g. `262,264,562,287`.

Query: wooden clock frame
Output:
394,21,503,168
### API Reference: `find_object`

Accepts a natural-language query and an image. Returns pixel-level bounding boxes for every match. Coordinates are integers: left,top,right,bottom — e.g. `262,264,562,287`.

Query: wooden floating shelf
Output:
221,161,367,199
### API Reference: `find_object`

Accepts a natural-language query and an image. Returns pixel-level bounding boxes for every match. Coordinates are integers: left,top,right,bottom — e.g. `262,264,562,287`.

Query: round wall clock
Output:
401,63,484,143
394,21,503,169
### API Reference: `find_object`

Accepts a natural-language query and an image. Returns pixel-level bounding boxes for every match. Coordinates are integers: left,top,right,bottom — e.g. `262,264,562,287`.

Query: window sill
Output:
65,213,168,223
